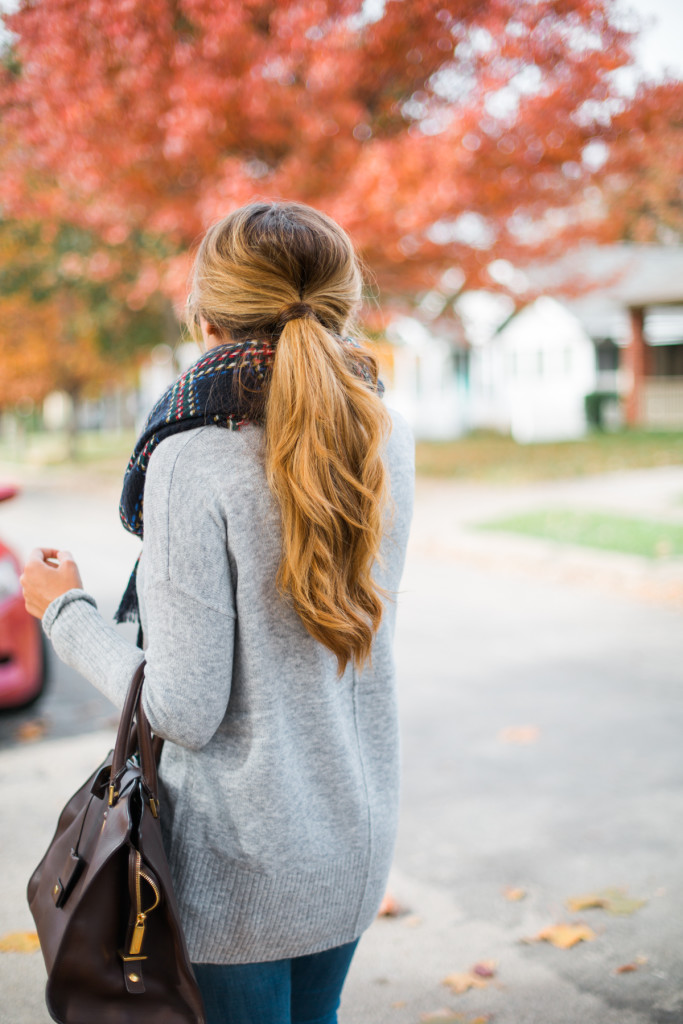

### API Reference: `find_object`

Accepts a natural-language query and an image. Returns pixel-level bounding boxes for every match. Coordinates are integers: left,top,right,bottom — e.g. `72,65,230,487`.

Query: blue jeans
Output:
192,938,360,1024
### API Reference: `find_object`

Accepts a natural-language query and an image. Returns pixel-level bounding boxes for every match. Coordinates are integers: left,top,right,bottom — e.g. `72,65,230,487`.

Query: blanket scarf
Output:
114,334,383,629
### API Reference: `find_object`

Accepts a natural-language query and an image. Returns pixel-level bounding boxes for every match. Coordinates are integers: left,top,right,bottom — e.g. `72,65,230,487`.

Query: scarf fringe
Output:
114,555,141,624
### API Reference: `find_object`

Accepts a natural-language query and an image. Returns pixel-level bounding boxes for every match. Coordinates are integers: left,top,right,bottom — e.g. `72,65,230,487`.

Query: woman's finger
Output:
27,546,59,565
20,547,84,618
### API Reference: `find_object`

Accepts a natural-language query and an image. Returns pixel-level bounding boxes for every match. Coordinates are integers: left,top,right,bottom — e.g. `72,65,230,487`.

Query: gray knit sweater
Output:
42,412,414,964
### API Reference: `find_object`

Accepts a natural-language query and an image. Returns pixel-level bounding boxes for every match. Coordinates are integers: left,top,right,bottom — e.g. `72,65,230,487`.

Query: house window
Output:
596,339,619,372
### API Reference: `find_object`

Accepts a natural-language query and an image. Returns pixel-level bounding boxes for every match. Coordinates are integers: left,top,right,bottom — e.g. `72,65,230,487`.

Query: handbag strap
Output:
109,661,160,816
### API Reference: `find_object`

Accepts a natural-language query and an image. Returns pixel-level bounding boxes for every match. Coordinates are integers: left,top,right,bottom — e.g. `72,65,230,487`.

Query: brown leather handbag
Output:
27,661,206,1024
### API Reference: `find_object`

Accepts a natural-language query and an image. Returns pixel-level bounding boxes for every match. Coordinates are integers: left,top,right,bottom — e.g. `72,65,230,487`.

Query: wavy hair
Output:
185,201,391,674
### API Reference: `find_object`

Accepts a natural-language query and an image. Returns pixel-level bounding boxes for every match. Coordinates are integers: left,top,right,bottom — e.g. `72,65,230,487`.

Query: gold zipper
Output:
128,851,161,957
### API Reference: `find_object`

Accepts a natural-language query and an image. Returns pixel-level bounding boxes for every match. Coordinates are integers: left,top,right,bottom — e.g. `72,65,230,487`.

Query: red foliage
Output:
596,79,683,245
0,0,636,305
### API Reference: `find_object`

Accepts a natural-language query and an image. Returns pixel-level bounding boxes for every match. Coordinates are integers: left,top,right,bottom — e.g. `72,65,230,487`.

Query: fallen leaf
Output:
442,972,489,995
0,931,40,953
420,1012,465,1023
566,888,646,916
14,719,48,743
615,955,648,974
566,894,607,912
420,1014,490,1024
391,1000,406,1009
471,961,497,978
498,725,539,745
600,889,647,916
532,923,596,949
503,886,526,901
403,914,422,928
377,892,406,917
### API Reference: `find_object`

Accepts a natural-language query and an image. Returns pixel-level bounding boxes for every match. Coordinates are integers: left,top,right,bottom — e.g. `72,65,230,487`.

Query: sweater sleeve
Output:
43,429,236,751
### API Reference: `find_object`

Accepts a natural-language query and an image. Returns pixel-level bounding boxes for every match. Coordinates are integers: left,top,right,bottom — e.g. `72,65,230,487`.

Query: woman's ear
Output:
200,316,229,350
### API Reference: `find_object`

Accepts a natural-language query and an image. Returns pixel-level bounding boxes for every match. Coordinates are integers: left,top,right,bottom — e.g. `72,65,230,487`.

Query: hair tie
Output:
276,302,318,326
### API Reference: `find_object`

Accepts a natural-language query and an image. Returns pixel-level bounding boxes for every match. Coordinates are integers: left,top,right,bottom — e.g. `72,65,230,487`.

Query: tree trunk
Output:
65,389,80,461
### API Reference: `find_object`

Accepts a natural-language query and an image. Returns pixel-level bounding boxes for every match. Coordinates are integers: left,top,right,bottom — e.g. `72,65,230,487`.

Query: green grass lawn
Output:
0,428,137,478
416,430,683,484
477,509,683,559
1,427,683,488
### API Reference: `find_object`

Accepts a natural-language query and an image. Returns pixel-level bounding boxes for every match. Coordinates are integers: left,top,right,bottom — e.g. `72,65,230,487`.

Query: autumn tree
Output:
0,218,170,449
0,0,636,315
595,78,683,246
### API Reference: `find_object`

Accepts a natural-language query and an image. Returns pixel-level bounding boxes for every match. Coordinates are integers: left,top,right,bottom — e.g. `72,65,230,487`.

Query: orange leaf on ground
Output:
377,892,406,917
420,1013,491,1024
615,955,648,974
0,931,40,953
420,1012,465,1023
533,923,596,949
567,888,647,916
566,894,608,912
503,886,526,901
471,961,497,978
14,718,48,743
442,972,489,995
498,725,540,745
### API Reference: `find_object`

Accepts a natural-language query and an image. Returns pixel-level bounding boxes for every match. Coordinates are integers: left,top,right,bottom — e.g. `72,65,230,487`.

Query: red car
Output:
0,484,47,709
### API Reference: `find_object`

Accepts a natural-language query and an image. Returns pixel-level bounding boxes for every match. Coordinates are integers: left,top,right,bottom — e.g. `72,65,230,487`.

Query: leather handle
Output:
110,661,158,805
136,697,159,802
111,660,146,783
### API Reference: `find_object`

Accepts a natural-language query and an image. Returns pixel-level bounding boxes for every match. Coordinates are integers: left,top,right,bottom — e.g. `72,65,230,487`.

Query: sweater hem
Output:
169,844,375,964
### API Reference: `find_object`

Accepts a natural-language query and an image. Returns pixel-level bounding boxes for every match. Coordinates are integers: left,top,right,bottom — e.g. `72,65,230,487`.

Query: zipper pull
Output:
129,913,147,956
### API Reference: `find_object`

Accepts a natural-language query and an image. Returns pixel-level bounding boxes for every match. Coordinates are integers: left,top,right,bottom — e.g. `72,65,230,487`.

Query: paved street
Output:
0,463,682,1024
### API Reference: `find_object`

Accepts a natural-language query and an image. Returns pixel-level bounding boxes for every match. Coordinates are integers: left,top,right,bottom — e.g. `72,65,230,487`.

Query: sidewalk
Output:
0,730,117,1024
410,465,683,611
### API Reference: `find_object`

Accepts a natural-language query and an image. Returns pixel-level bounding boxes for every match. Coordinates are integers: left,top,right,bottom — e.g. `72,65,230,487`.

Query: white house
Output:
382,316,469,439
467,296,600,443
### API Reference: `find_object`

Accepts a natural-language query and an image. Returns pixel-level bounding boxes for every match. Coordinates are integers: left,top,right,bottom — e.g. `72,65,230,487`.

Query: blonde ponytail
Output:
185,200,392,674
265,317,391,674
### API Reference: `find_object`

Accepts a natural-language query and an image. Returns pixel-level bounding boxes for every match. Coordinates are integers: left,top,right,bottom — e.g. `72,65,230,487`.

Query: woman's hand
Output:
20,548,84,619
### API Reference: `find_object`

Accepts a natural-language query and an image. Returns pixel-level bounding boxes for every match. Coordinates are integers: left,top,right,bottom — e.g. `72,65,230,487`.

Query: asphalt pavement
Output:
1,463,682,1024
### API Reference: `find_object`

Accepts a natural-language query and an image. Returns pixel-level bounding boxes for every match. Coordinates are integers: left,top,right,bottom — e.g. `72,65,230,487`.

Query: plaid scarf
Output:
114,334,382,628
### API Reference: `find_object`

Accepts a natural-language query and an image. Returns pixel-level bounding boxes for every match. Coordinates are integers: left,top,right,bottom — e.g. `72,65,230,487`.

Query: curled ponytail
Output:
186,200,392,674
265,317,391,674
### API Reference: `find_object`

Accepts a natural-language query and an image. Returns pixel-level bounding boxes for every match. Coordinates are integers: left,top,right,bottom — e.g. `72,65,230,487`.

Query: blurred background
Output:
0,2,682,1023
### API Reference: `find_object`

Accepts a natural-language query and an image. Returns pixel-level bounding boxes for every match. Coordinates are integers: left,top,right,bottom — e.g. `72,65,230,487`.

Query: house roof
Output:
529,244,683,308
521,244,683,346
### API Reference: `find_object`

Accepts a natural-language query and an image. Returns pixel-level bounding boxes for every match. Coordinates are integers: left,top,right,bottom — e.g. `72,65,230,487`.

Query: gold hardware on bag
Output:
129,973,139,984
108,783,118,806
148,796,159,818
130,914,147,956
123,851,161,960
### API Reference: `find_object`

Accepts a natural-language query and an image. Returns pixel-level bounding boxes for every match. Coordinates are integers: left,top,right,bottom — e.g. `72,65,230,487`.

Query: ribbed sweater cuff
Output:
42,588,144,712
42,588,97,636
